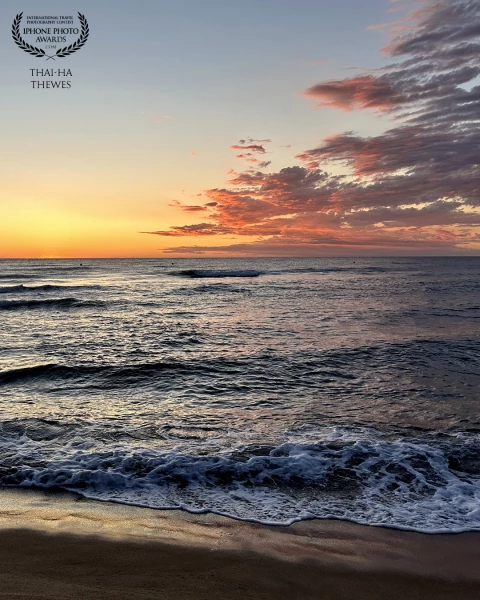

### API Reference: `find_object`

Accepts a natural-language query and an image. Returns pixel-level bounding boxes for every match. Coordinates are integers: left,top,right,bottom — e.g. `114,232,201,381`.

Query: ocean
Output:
0,257,479,532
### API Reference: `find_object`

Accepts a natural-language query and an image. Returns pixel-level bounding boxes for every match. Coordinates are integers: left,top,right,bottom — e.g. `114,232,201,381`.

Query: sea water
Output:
0,257,479,532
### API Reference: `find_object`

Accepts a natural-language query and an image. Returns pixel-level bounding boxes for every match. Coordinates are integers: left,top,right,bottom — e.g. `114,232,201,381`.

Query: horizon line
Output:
1,254,480,260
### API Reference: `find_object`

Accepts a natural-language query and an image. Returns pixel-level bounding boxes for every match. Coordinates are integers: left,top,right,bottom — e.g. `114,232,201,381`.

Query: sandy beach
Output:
0,489,478,599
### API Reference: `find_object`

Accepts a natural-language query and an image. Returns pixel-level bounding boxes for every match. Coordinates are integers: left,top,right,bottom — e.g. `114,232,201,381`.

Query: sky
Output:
0,0,478,258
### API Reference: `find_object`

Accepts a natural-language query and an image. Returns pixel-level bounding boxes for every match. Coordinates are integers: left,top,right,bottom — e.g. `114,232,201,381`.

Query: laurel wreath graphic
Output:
12,13,45,57
12,12,89,60
56,14,89,58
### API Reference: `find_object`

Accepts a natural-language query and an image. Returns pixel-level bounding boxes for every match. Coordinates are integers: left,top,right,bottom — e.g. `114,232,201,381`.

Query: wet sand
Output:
0,488,479,599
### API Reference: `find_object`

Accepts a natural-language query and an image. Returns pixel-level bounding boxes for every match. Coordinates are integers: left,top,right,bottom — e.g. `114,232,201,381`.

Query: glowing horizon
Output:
1,0,478,258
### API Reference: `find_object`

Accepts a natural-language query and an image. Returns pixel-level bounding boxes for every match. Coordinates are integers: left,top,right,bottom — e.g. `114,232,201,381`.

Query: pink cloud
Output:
304,76,399,112
144,0,480,255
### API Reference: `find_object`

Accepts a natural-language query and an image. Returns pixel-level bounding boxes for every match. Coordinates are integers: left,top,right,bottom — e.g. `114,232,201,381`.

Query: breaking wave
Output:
0,422,479,532
172,269,262,278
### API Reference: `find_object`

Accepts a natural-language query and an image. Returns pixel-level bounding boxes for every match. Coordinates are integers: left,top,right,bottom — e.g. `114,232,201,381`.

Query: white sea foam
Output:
1,426,479,533
1,257,480,534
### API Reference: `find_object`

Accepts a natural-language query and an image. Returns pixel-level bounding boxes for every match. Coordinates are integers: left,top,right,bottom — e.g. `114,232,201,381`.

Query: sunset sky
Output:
0,0,478,257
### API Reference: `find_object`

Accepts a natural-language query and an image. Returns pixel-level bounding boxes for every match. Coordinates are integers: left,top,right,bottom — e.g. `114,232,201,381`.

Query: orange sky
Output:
1,0,478,257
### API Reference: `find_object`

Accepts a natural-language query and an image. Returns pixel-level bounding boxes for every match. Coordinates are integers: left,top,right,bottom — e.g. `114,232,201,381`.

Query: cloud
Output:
238,138,272,144
230,138,272,165
231,144,267,153
166,198,220,213
299,0,480,214
304,76,399,112
144,223,234,237
145,0,480,255
346,201,480,227
178,205,207,212
384,0,480,57
160,232,476,256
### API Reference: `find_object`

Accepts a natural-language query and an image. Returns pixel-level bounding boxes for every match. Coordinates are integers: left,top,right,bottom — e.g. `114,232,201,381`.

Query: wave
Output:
0,354,358,388
1,339,478,389
0,360,208,386
171,266,409,278
0,274,38,280
0,358,227,387
0,267,90,280
172,269,261,278
0,424,479,532
179,283,250,295
0,284,100,294
0,298,104,311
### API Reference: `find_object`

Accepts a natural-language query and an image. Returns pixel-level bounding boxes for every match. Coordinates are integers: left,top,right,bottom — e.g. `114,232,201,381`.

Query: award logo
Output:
12,12,90,88
12,12,89,61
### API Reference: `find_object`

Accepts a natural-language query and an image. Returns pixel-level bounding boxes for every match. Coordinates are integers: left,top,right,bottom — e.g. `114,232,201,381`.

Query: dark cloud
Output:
231,139,272,165
299,0,480,214
179,205,207,212
385,1,480,57
238,138,272,144
346,201,480,227
231,144,267,153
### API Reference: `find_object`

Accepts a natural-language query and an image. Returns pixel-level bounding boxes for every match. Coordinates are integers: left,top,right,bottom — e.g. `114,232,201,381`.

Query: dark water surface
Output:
0,257,479,531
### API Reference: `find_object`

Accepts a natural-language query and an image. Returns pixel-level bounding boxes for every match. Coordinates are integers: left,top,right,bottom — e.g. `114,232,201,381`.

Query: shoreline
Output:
0,489,479,599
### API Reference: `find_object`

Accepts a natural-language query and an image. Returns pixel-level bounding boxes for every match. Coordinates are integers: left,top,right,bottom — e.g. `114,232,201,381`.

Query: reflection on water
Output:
0,257,479,530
